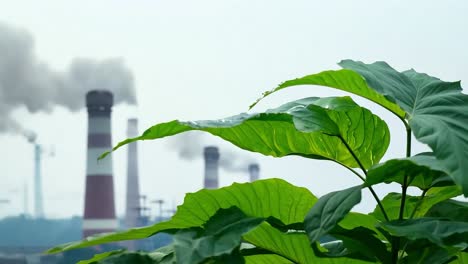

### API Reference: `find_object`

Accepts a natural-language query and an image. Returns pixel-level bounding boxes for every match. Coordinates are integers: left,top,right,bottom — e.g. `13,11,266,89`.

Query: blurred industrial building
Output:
0,90,260,263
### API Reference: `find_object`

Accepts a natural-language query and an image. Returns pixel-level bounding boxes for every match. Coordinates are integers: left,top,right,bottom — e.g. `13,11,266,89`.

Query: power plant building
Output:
83,90,117,237
248,163,260,182
203,146,219,189
125,118,141,229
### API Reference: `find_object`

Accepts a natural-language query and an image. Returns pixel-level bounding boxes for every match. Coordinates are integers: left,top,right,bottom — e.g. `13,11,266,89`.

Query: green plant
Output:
48,60,468,263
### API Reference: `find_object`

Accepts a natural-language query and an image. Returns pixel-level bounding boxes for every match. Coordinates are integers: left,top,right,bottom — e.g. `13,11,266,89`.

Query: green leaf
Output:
47,179,317,253
77,250,125,264
449,252,468,264
380,218,468,250
327,226,391,263
149,245,176,264
250,68,405,117
402,240,459,264
425,199,468,222
244,254,292,264
89,252,159,264
340,60,468,196
254,60,468,196
305,185,362,243
413,186,463,218
77,246,177,264
243,223,317,263
244,223,371,264
172,207,263,264
370,193,418,221
101,96,389,169
366,153,452,190
371,186,462,221
339,212,386,241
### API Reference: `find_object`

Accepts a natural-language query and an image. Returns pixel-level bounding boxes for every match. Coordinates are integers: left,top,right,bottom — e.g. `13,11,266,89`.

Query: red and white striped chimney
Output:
248,163,260,182
125,118,141,229
83,90,117,238
203,146,219,189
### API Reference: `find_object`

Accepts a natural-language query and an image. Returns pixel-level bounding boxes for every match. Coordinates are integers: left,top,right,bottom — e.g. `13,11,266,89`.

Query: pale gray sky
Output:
1,0,467,218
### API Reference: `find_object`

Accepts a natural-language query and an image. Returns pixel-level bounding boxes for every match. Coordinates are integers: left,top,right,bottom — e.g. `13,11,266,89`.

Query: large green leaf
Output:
324,226,391,263
371,186,462,221
449,252,468,264
80,251,160,264
338,212,389,243
253,60,468,196
402,240,459,264
249,68,405,117
77,250,125,264
305,185,362,243
371,193,418,221
366,153,452,190
244,223,371,264
425,199,468,222
149,245,176,264
243,223,318,263
172,207,263,264
102,96,389,169
47,179,317,254
340,61,468,196
412,186,462,218
380,218,468,250
244,254,292,263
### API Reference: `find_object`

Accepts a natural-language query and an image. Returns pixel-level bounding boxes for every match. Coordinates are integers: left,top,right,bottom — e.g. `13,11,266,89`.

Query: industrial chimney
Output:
25,132,45,219
203,146,219,189
33,144,44,218
248,163,260,182
124,118,141,247
83,90,117,238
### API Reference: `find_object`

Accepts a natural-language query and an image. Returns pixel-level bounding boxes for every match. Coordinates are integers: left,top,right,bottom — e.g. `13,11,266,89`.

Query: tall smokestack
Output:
34,144,44,218
203,146,219,189
83,90,117,238
248,164,260,182
124,118,141,249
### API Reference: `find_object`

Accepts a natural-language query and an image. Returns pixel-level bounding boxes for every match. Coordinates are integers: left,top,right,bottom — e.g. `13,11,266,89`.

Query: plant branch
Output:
338,136,389,222
340,163,366,182
398,188,429,261
338,136,368,177
398,128,412,221
393,124,412,264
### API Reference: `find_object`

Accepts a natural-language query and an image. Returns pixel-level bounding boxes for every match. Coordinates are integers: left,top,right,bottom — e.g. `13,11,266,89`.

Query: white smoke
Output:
0,22,136,136
167,132,256,173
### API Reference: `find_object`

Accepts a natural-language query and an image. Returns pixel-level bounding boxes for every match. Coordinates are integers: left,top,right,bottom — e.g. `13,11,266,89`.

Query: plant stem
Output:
392,125,412,264
398,128,412,220
398,188,429,260
338,137,390,222
341,164,366,182
338,136,368,177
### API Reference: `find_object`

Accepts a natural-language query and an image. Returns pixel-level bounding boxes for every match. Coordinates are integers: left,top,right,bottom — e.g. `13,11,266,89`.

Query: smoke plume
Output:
168,132,256,173
0,23,136,135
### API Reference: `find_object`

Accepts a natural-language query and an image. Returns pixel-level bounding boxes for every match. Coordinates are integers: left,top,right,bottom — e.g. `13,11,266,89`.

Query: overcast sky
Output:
0,0,467,219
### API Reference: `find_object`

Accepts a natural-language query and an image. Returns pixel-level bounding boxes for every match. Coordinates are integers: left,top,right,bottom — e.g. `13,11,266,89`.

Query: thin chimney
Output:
33,144,44,218
248,163,260,182
203,146,219,189
125,118,141,229
83,90,117,238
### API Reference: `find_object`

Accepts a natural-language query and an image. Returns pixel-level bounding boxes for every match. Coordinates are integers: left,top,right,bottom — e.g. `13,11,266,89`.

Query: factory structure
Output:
81,90,261,239
0,90,261,263
83,91,118,237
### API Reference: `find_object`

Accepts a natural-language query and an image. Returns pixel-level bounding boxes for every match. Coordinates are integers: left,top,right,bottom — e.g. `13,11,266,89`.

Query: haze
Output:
1,0,467,219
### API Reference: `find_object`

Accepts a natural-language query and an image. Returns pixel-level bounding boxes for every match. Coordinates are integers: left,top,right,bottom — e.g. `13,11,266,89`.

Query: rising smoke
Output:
168,132,256,173
0,23,136,136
